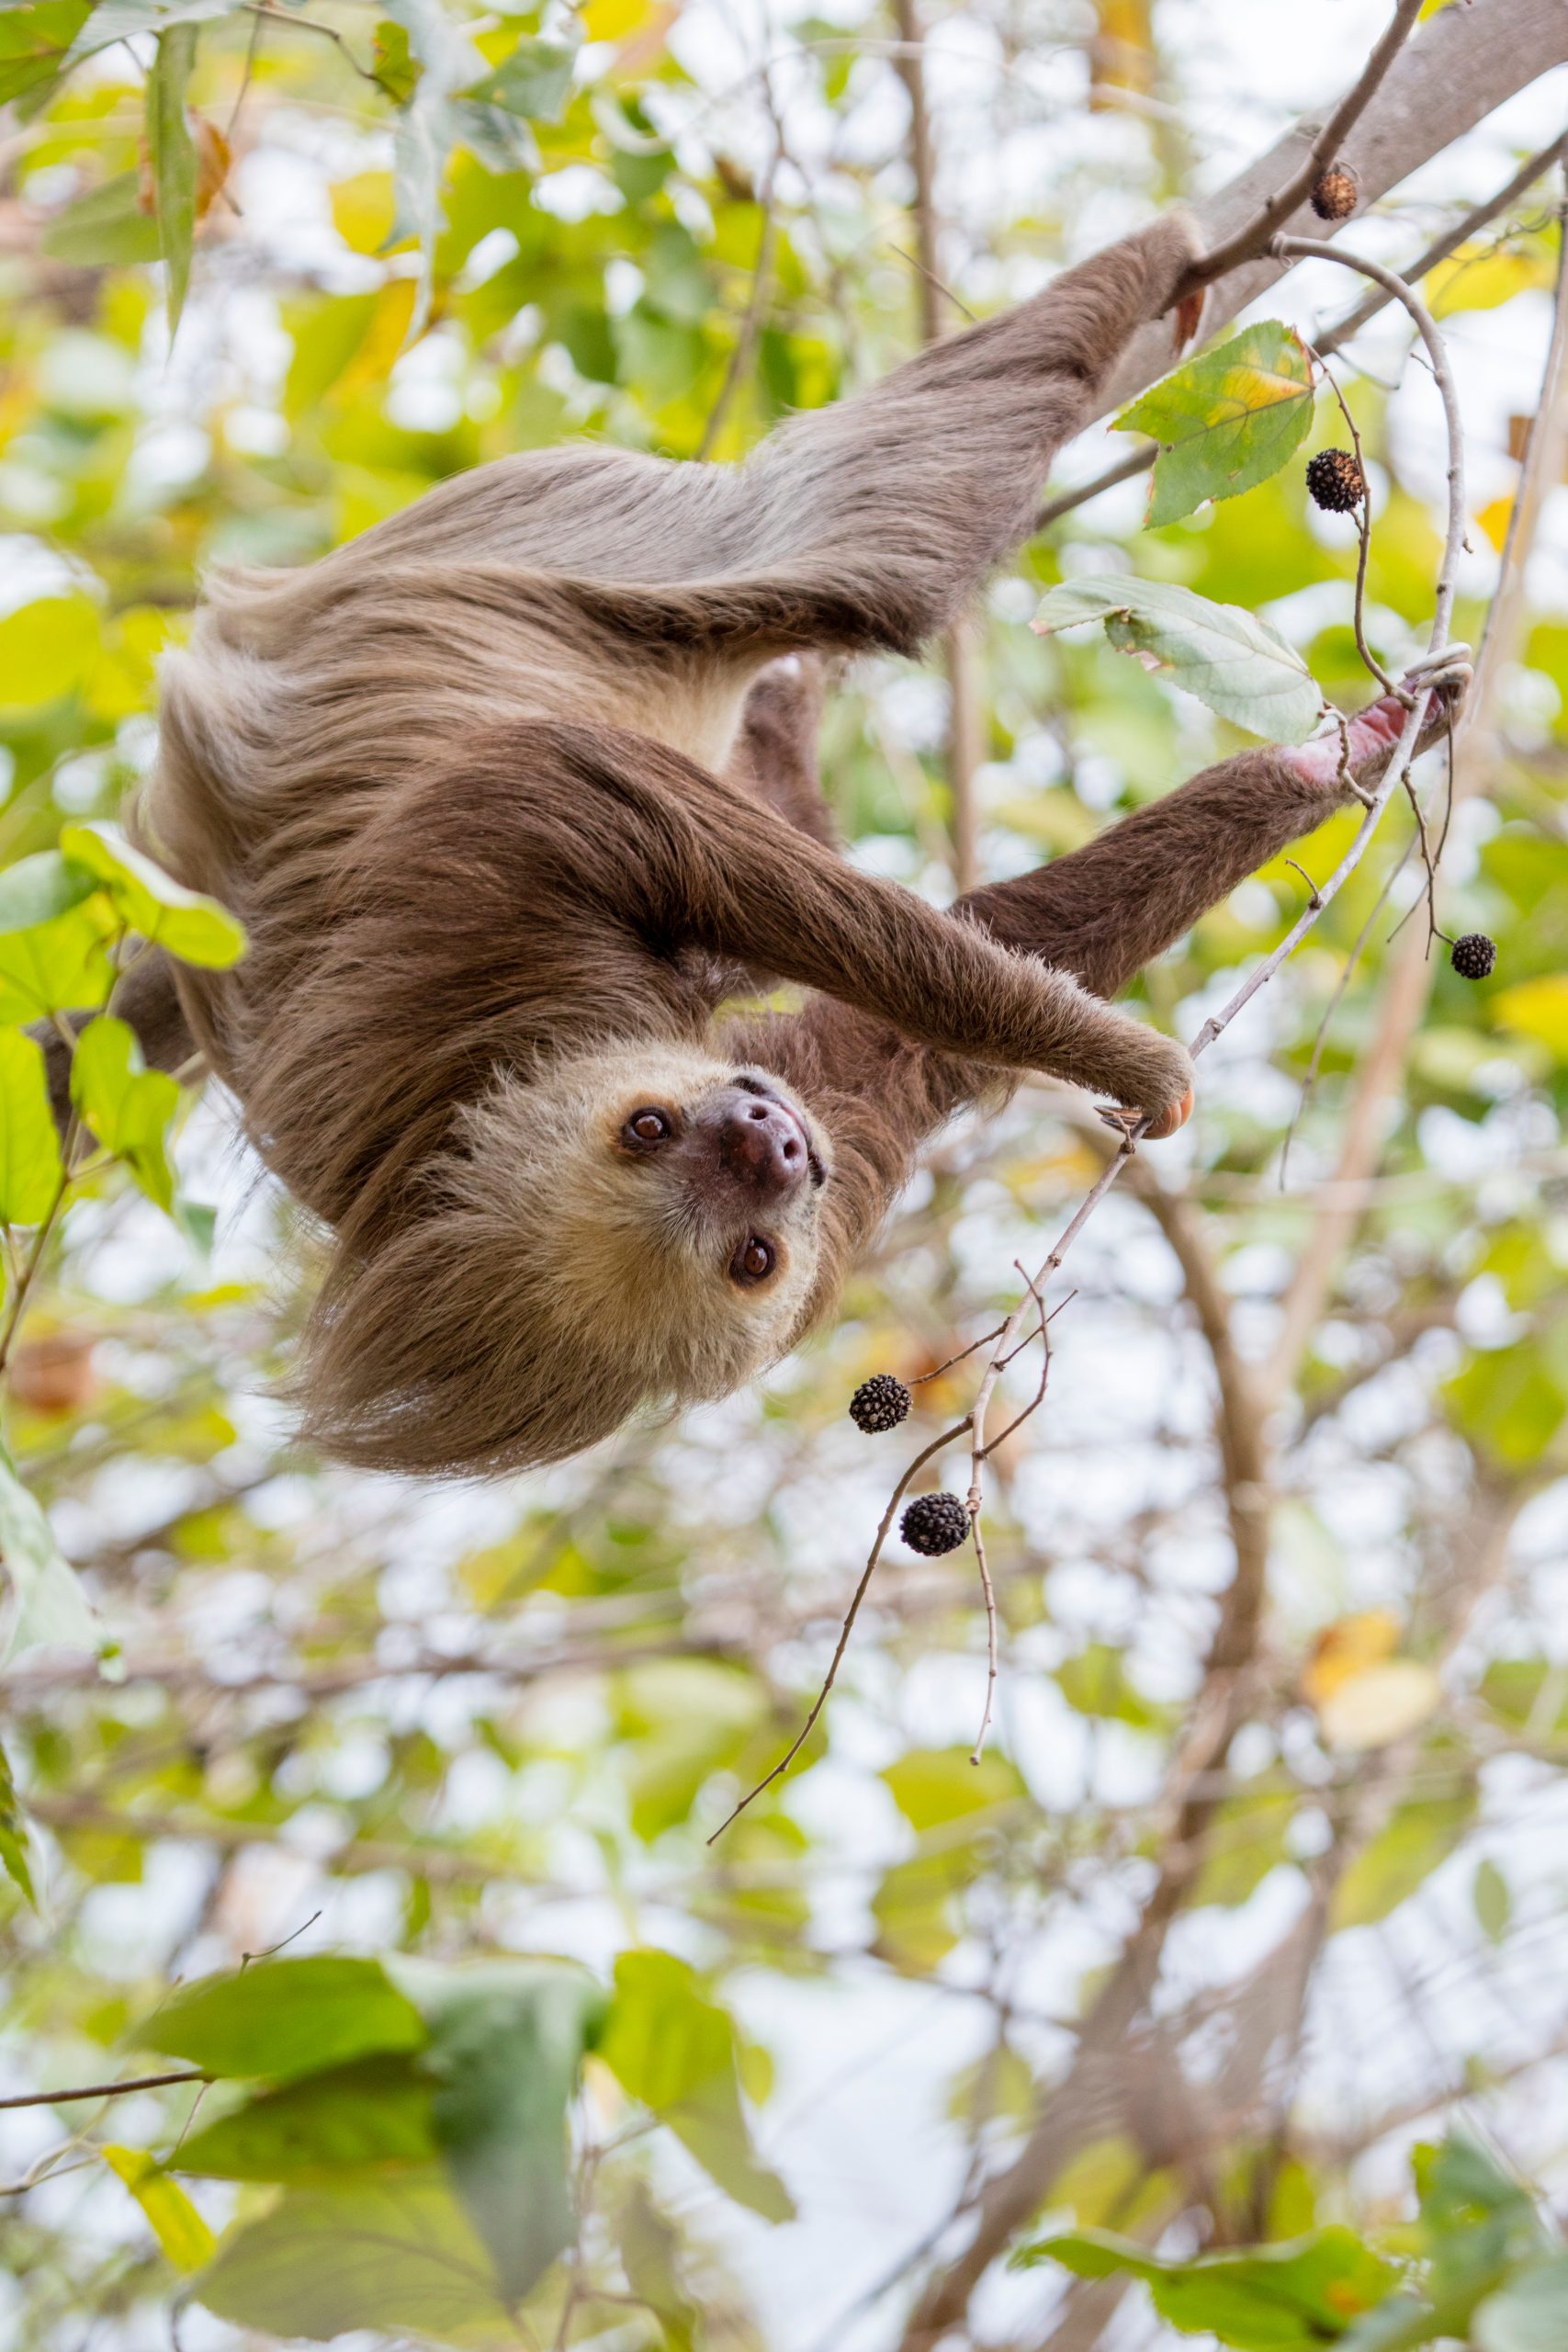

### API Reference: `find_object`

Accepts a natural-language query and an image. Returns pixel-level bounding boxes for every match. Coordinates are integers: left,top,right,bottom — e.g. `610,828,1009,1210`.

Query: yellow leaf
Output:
1302,1609,1399,1705
330,171,400,257
1494,973,1568,1057
101,2144,216,2273
1428,243,1557,320
0,599,101,716
1316,1661,1443,1752
1476,494,1515,555
582,0,650,36
335,281,418,401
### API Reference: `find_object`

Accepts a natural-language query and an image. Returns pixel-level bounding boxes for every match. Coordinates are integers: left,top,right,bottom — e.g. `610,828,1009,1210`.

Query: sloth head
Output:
296,1044,833,1477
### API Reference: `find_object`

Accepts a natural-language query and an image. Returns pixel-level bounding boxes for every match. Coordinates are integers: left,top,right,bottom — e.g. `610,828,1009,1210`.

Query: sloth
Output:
105,210,1465,1476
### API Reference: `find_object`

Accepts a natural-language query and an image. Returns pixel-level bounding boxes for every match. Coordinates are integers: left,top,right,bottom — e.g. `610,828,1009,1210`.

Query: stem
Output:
0,2070,208,2111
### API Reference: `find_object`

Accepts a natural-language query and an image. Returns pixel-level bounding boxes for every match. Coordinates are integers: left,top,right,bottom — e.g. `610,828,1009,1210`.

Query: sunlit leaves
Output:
389,1955,606,2300
39,174,164,266
1013,2223,1401,2345
101,2146,215,2273
0,1439,97,1661
137,1952,604,2329
1116,322,1316,527
1032,575,1323,741
177,2055,438,2181
0,599,101,716
0,1032,63,1227
0,3,91,107
195,2175,512,2342
59,824,246,967
145,25,198,334
70,1016,180,1210
598,1950,794,2223
138,1955,426,2079
0,1738,36,1905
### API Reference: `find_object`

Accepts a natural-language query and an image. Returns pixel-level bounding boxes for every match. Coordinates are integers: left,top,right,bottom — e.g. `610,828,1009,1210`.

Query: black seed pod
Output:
900,1491,969,1556
849,1374,912,1434
1310,163,1359,221
1306,447,1365,514
1450,933,1496,981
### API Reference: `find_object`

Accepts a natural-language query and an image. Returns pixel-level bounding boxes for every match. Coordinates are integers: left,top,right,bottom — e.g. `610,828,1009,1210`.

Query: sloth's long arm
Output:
375,720,1194,1120
557,218,1199,658
728,680,1463,1265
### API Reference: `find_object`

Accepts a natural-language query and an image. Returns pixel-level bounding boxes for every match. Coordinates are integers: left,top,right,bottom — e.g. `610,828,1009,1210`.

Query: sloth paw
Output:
1097,1082,1194,1145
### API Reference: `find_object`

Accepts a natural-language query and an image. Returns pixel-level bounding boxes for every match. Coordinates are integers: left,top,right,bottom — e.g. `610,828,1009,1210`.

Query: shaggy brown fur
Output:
110,211,1455,1476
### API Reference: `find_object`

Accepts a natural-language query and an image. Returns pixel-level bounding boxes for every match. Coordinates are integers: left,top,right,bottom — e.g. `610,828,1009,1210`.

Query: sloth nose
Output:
717,1099,807,1197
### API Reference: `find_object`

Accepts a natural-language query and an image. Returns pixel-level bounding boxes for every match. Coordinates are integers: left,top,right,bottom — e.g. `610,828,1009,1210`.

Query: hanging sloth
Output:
103,212,1464,1476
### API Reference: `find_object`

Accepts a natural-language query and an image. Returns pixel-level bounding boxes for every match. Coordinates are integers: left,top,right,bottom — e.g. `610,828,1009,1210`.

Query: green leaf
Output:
0,1031,63,1227
0,3,91,107
175,2054,438,2181
101,2144,215,2273
598,1951,794,2223
136,1954,427,2081
60,823,246,968
618,2182,701,2352
61,0,243,74
460,35,576,120
0,1736,37,1906
1445,1342,1568,1469
1014,2224,1401,2346
1116,322,1316,528
70,1016,181,1213
882,1746,1026,1829
1416,2133,1547,2307
193,2175,510,2341
146,24,198,334
0,599,101,715
39,173,164,266
1032,575,1323,742
1474,2254,1568,2352
371,17,422,103
0,1441,98,1662
1331,1776,1476,1929
387,1955,606,2302
377,0,484,339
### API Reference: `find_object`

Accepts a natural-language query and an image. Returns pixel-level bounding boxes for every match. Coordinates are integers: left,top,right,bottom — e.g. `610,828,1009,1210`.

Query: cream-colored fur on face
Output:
294,1043,826,1477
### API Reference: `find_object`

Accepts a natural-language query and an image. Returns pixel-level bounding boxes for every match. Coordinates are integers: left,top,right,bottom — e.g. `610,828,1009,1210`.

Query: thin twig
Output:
1184,0,1427,289
241,6,379,84
0,2070,207,2112
705,1418,970,1840
1314,349,1398,695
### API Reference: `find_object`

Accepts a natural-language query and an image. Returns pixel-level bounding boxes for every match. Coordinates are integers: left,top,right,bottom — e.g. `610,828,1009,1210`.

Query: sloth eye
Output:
731,1235,775,1285
625,1107,672,1146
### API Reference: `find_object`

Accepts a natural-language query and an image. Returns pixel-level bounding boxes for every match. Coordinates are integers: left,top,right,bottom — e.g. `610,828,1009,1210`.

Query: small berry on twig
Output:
1450,932,1496,980
1307,448,1366,513
1310,162,1359,221
849,1374,911,1433
900,1492,970,1556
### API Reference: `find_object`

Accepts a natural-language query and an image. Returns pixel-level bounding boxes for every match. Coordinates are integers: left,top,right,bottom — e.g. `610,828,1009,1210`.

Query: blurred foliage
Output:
0,1,1566,2347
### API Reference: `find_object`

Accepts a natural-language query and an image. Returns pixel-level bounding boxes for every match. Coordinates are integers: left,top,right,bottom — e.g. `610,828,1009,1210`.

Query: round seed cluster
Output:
849,1373,912,1434
1306,447,1366,514
900,1492,970,1557
1450,933,1496,981
1310,163,1359,221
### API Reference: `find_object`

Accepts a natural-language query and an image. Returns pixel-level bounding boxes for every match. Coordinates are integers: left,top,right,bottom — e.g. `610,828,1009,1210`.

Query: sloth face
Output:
609,1066,829,1307
296,1043,836,1478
